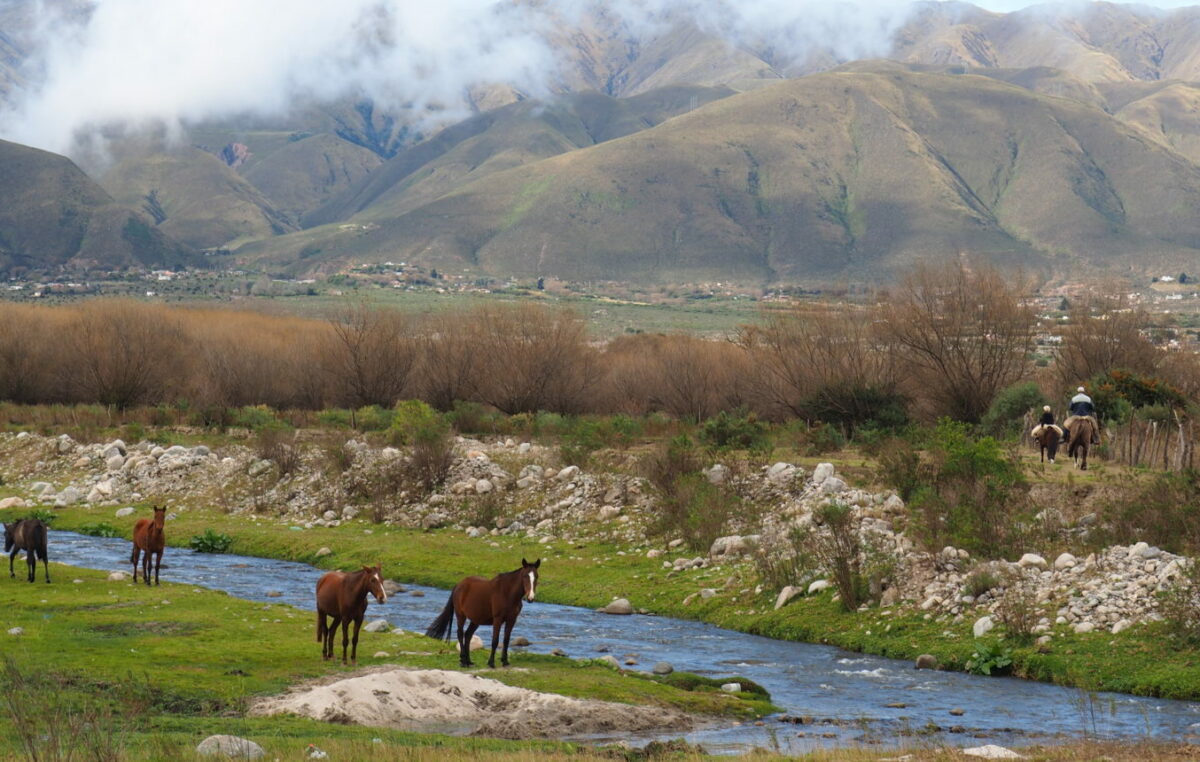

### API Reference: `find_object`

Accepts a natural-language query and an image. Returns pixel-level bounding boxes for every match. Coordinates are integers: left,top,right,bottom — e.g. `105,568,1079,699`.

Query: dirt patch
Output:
249,668,694,740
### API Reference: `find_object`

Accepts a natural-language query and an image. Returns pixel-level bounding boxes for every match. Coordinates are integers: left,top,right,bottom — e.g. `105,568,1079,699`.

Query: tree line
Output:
1,262,1195,429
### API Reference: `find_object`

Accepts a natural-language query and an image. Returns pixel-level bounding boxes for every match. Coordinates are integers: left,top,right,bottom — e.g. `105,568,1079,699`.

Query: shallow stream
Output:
50,531,1200,754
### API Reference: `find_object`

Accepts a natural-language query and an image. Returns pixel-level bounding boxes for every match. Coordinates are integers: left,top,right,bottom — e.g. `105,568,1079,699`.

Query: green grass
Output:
42,502,1200,702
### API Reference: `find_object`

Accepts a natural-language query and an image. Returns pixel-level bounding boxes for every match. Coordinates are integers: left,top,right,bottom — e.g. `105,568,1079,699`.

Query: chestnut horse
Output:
1068,418,1095,471
5,518,49,583
425,559,540,669
131,506,166,586
316,564,387,664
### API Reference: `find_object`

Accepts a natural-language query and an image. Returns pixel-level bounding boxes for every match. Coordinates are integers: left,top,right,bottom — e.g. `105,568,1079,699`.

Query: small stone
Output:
1017,553,1047,570
775,586,802,610
107,572,128,582
115,507,135,518
973,616,995,638
512,636,530,646
808,579,831,595
1074,621,1095,634
7,627,23,636
551,648,567,657
1053,552,1077,571
599,654,621,669
314,547,332,557
652,662,674,675
949,708,965,716
962,745,1024,759
720,682,742,693
373,651,389,658
362,619,390,633
265,591,282,598
598,598,634,615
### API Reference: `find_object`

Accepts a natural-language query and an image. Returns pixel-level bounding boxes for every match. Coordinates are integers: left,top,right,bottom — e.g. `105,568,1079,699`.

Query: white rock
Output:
774,586,802,610
7,627,23,636
646,549,663,559
115,507,135,518
107,572,128,581
474,479,494,494
195,735,264,759
518,442,531,454
469,635,484,651
710,535,747,558
598,505,621,521
808,579,832,594
1017,553,1047,570
973,616,995,638
1111,619,1132,635
720,682,742,693
599,599,634,615
362,619,390,633
962,745,1024,759
555,465,580,481
811,462,835,484
105,455,125,471
1053,553,1077,571
0,497,26,510
55,487,82,506
821,477,847,494
699,588,717,599
315,547,332,557
707,464,729,485
1074,622,1095,634
767,462,796,484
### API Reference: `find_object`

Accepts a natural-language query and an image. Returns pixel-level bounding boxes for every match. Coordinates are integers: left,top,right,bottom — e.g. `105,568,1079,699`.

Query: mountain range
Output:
4,1,1200,282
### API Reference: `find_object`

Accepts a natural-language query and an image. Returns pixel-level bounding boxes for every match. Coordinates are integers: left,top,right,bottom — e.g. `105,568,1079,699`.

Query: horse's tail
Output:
425,589,457,641
316,612,326,643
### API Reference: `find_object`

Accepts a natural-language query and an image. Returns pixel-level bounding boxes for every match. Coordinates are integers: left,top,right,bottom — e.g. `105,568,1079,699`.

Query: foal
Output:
131,506,166,586
5,519,49,583
315,564,387,664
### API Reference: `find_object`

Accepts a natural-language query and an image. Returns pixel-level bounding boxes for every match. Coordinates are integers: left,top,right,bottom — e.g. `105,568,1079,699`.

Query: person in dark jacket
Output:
1031,405,1062,441
1063,386,1100,444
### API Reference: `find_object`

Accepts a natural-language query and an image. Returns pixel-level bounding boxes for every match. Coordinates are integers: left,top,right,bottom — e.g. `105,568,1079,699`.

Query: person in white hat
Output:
1031,404,1062,442
1063,386,1100,444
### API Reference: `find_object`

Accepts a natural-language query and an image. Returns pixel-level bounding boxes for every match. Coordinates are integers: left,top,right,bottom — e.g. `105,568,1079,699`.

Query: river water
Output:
49,531,1200,754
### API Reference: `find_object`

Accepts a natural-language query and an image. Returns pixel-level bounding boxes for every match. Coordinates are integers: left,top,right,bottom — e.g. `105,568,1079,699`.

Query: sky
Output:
1,0,1197,155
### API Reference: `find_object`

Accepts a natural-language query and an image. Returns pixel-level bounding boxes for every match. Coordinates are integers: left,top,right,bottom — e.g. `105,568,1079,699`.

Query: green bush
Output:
316,409,353,428
78,522,120,538
1096,470,1200,555
965,642,1013,676
25,509,55,526
354,405,394,432
388,400,449,446
963,568,1001,598
800,422,845,456
907,420,1031,559
188,528,233,553
600,414,642,449
558,419,604,467
800,384,909,435
981,381,1047,437
231,405,280,431
700,410,770,453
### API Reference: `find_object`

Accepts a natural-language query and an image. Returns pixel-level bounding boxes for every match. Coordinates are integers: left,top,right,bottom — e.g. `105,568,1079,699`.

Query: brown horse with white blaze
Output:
425,559,540,669
316,564,387,664
131,506,166,585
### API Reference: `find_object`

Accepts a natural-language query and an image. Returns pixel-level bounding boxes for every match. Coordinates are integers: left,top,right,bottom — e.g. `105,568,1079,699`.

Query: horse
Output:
1067,418,1095,470
425,558,540,669
315,564,387,664
131,505,166,586
1034,425,1060,464
4,519,49,583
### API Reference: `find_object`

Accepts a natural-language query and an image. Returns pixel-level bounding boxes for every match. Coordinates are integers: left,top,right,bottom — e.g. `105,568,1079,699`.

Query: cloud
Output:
0,0,922,154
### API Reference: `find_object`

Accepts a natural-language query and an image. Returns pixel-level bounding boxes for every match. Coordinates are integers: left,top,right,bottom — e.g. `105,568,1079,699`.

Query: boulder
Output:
709,535,747,558
470,635,484,651
774,586,802,610
555,465,580,482
314,547,332,557
811,462,835,484
598,598,634,615
54,487,82,506
247,460,272,477
474,479,494,494
973,616,995,638
8,627,23,636
1053,553,1077,571
652,662,674,675
105,455,125,471
362,619,390,633
107,571,128,581
1073,621,1095,634
766,462,796,485
915,654,938,670
807,579,832,595
1017,553,1047,570
599,654,621,669
720,682,742,693
195,735,264,759
1111,619,1132,635
512,636,531,646
0,497,26,510
706,464,729,485
115,507,135,518
598,505,621,521
820,477,847,494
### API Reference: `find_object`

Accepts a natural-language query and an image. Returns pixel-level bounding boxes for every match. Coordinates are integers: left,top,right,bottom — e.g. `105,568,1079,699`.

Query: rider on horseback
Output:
1063,386,1101,445
1030,405,1062,441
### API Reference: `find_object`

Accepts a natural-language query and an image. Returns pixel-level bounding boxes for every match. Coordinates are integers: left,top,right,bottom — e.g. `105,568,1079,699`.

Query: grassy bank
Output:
39,504,1200,702
0,558,777,760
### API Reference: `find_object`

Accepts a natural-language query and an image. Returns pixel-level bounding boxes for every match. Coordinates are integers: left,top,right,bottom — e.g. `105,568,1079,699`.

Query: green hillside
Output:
0,139,195,275
236,67,1200,282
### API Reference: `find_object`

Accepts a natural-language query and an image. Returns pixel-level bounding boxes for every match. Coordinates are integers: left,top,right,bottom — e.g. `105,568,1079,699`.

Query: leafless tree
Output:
321,301,418,409
1054,294,1160,387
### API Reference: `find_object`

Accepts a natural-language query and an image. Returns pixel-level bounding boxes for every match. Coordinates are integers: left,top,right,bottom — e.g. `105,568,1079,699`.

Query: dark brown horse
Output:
425,559,540,669
131,506,166,586
1034,426,1060,464
1068,418,1095,470
316,564,387,664
5,519,49,583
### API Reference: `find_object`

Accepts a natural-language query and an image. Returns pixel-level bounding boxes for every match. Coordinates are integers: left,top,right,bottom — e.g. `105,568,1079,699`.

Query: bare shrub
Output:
994,573,1040,641
63,300,184,409
880,261,1035,422
806,501,864,611
1055,294,1161,387
1159,559,1200,644
254,426,301,478
322,301,418,411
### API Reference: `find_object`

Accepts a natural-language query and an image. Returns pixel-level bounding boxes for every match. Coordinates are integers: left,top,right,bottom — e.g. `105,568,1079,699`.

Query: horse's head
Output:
2,523,12,553
363,565,386,604
151,505,166,527
520,558,540,602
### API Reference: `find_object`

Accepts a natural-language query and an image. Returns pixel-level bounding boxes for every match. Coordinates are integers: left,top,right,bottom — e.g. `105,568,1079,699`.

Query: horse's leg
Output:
455,611,469,666
142,550,151,586
40,544,48,584
9,548,16,579
153,548,162,586
461,621,480,668
350,617,362,665
131,545,140,583
500,619,515,667
26,551,34,583
341,617,351,664
487,619,503,668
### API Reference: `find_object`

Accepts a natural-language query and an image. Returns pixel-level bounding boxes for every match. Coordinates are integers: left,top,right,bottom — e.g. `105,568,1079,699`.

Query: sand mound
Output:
250,668,693,740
